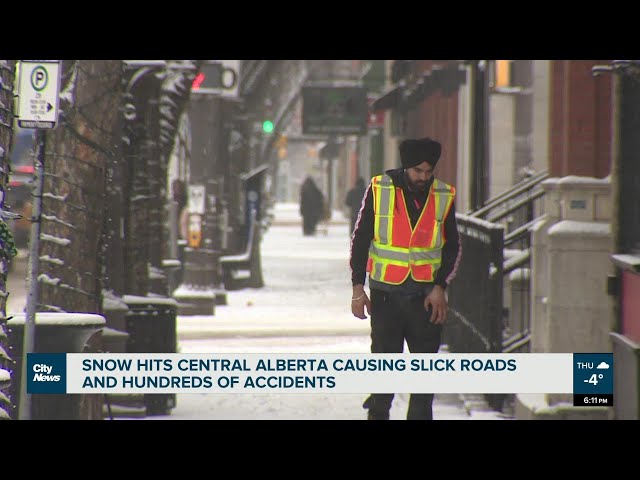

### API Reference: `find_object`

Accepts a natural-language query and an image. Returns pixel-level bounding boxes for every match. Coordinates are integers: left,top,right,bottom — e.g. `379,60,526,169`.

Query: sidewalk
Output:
4,204,514,420
173,334,515,420
268,202,349,227
170,203,514,420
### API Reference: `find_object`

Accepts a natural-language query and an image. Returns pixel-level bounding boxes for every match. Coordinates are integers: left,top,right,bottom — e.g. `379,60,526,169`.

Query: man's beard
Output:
406,174,428,192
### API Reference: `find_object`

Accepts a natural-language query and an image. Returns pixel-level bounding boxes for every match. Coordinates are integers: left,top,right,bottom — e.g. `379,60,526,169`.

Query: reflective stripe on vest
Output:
367,175,455,284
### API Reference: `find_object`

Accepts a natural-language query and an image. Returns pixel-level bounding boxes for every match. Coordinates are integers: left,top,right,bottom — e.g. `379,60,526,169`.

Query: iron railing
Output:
446,171,547,411
446,214,504,354
448,171,548,356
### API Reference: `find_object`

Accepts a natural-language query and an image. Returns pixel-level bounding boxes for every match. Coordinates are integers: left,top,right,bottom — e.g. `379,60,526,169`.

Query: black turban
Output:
399,137,441,169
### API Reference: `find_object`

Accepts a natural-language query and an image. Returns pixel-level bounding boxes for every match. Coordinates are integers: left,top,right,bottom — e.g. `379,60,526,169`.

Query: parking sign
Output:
17,60,61,129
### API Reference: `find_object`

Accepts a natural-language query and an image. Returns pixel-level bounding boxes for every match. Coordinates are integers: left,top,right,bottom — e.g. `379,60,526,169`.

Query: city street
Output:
6,204,513,420
2,59,631,421
146,204,510,420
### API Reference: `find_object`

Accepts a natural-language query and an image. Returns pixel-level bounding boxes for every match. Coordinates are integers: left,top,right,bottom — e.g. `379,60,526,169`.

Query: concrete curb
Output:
514,393,611,420
177,328,371,341
270,220,349,227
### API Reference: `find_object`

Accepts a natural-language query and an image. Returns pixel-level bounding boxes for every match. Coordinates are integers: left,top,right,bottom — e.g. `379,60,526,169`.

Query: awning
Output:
239,163,269,181
371,85,403,111
319,139,340,159
372,65,466,112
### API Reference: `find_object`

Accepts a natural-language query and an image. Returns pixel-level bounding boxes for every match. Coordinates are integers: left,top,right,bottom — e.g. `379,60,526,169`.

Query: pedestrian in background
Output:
345,176,366,235
299,176,325,236
171,179,191,289
348,137,462,420
172,179,189,241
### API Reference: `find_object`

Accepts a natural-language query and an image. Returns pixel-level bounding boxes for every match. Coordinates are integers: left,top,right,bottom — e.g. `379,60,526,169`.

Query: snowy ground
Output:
6,203,513,420
156,205,510,420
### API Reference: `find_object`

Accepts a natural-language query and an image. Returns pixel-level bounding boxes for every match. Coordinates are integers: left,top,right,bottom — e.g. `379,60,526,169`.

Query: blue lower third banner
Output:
25,352,613,402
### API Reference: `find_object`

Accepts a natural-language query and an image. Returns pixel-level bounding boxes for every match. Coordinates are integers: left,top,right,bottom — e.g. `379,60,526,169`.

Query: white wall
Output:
532,61,551,174
489,93,516,199
456,63,473,213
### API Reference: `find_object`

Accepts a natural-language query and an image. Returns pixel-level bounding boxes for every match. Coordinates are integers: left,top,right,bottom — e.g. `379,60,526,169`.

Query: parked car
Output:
5,125,35,248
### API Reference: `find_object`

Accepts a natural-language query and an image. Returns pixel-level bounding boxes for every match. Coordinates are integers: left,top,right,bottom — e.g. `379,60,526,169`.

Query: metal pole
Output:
327,156,334,215
471,60,489,211
19,128,45,420
469,61,479,211
167,200,179,294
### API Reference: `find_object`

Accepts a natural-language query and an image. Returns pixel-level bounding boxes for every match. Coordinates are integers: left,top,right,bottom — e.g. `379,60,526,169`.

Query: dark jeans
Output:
363,288,442,420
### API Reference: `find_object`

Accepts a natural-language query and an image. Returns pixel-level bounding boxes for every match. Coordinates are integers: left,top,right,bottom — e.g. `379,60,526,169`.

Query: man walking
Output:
349,137,462,420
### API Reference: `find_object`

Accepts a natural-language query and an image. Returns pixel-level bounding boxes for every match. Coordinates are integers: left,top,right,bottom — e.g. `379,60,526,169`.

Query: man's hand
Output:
351,285,371,319
425,285,448,324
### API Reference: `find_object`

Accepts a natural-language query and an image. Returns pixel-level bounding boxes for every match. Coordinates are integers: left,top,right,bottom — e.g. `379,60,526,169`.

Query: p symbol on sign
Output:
31,66,49,91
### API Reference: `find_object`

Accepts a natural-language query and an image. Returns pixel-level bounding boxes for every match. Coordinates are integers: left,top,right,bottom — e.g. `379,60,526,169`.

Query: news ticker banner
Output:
25,352,614,407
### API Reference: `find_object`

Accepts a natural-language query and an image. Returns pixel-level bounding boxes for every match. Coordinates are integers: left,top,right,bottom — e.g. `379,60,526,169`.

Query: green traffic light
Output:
262,120,274,133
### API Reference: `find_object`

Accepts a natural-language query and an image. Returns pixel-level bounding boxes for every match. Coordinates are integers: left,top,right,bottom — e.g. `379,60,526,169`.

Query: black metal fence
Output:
445,173,548,411
444,214,505,410
468,171,547,354
445,214,504,354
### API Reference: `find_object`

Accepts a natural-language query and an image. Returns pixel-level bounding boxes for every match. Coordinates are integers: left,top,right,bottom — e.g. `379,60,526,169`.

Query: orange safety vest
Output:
367,174,456,284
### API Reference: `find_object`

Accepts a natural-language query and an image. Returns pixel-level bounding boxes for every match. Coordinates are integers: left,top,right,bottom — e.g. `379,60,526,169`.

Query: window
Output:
494,60,512,88
390,109,407,137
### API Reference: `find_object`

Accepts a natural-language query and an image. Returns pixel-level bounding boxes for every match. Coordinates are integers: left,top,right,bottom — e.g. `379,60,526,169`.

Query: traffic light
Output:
275,134,288,159
192,63,228,92
262,119,274,134
191,61,239,97
275,134,288,149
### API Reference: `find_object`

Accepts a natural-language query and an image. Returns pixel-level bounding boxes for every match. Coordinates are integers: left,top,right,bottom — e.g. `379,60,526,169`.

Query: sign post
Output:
15,60,61,419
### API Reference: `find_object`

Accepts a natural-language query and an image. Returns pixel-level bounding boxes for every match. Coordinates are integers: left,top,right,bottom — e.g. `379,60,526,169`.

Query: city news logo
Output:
27,353,66,394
